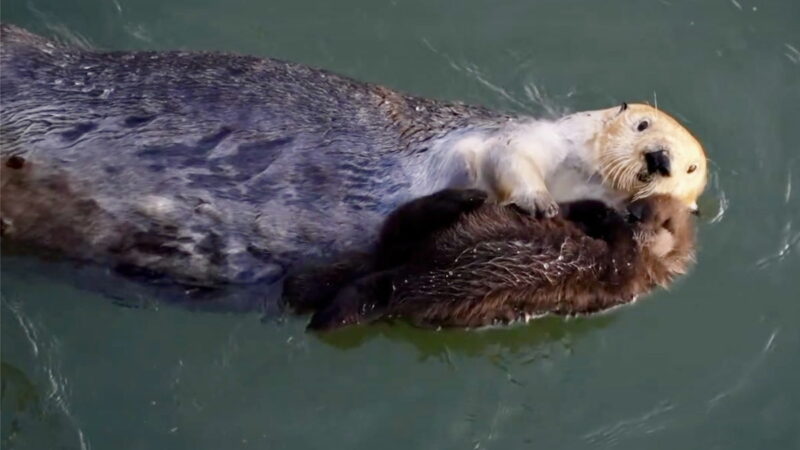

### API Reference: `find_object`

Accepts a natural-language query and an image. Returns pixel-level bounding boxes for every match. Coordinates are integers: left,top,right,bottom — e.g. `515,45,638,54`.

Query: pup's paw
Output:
429,188,488,213
508,190,559,218
282,272,339,313
282,255,370,312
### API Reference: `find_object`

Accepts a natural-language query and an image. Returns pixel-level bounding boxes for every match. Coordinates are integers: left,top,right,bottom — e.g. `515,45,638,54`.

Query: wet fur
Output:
284,190,695,330
0,24,504,284
0,24,704,290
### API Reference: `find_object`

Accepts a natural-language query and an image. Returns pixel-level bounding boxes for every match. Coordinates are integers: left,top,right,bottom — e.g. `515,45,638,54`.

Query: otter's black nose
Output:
644,149,671,177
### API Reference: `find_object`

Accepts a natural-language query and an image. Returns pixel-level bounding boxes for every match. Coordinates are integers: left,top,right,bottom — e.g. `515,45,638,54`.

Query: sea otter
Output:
0,24,706,287
284,189,696,330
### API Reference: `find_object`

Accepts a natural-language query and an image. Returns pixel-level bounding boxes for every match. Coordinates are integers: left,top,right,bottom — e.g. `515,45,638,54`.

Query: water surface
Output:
2,0,799,448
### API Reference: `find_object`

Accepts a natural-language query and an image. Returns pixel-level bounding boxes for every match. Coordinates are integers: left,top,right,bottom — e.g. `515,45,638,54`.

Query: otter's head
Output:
627,195,696,283
595,103,707,213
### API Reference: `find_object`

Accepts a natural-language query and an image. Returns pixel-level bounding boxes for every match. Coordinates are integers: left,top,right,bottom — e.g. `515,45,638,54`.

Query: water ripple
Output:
785,43,800,64
582,400,675,448
706,168,729,225
707,328,780,411
755,223,800,269
420,37,568,117
2,297,90,450
755,167,799,269
26,1,95,50
7,299,41,357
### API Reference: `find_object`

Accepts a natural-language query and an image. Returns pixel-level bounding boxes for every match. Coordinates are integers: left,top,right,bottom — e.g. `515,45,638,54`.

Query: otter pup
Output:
284,189,696,330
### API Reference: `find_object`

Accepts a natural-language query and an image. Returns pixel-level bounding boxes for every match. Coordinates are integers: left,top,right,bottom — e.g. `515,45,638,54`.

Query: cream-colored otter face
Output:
594,103,707,211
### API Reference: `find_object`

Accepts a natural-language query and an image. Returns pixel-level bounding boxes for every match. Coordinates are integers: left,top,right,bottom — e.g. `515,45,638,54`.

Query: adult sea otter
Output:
0,24,707,287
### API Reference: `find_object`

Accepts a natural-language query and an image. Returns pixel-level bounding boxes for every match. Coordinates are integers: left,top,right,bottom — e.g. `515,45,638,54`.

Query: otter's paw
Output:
283,272,343,313
307,285,369,331
509,190,559,218
308,303,356,331
307,270,395,331
283,253,373,312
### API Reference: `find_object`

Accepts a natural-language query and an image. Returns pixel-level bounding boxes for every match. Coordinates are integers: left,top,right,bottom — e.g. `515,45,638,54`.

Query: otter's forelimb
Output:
284,188,488,316
375,188,487,268
283,253,373,313
476,143,559,218
307,270,397,331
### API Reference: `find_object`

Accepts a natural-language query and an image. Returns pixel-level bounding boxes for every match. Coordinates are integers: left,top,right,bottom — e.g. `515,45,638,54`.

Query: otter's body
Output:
0,25,504,284
285,190,695,329
0,24,706,287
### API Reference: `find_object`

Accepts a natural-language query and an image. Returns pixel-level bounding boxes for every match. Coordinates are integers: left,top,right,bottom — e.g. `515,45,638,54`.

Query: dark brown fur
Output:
284,190,696,330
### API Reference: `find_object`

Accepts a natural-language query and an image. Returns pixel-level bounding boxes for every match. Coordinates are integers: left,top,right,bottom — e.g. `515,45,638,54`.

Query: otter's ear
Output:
619,102,629,112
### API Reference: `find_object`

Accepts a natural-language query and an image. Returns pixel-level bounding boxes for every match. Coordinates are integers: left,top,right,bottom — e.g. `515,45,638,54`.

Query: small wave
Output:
705,164,729,225
582,400,675,448
2,297,90,450
755,223,800,269
784,43,800,65
420,37,570,118
755,167,799,269
707,328,779,411
26,1,95,50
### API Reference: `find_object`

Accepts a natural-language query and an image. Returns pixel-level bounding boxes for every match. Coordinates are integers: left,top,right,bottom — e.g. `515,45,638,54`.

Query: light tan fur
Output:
595,103,707,209
456,103,707,215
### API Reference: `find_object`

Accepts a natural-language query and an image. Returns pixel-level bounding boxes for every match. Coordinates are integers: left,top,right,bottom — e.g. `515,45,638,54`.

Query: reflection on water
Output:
316,315,616,362
2,299,88,450
582,399,675,448
706,327,780,412
422,36,572,119
705,168,729,225
755,161,800,269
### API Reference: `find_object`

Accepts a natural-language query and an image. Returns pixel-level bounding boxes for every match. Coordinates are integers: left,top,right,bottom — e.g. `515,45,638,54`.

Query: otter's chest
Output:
547,155,626,209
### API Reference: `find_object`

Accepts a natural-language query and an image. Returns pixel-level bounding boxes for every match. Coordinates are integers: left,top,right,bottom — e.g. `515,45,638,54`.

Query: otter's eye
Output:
661,218,673,231
687,164,697,174
636,120,649,132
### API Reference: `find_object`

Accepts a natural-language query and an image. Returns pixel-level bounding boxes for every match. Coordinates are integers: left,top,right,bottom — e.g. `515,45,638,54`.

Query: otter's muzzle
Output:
644,150,671,177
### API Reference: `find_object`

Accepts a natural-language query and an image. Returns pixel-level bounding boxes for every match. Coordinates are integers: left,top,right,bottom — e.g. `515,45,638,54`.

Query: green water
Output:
2,0,799,448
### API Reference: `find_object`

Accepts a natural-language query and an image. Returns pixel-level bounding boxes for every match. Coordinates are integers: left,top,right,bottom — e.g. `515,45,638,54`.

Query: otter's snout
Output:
644,149,671,177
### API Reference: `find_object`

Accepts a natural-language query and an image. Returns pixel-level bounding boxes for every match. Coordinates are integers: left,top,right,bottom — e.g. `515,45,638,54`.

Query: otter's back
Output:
0,24,502,287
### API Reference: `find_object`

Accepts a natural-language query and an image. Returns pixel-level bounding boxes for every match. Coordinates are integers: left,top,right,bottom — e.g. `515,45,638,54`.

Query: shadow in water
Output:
1,299,89,450
0,252,283,316
4,248,619,361
3,244,622,363
308,314,617,360
1,361,44,447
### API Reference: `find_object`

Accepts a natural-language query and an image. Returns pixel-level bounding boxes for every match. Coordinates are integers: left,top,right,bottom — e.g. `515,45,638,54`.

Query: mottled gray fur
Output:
0,24,508,286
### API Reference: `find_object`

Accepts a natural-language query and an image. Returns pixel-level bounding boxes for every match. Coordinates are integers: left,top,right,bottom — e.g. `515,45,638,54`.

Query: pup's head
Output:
627,194,696,281
595,103,707,213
